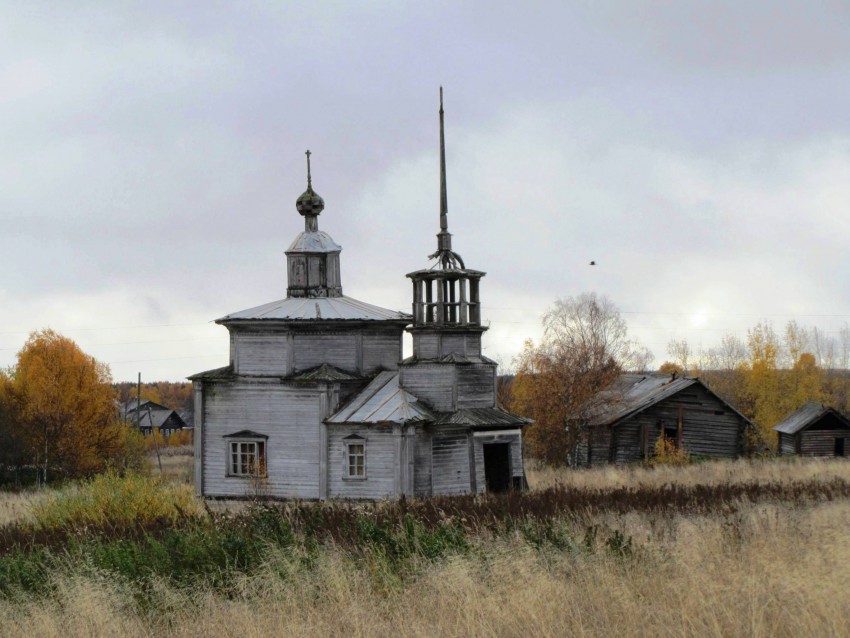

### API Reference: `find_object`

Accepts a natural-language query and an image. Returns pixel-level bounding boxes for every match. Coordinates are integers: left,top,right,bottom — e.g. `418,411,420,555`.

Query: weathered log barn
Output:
774,402,850,457
574,374,752,466
189,92,529,500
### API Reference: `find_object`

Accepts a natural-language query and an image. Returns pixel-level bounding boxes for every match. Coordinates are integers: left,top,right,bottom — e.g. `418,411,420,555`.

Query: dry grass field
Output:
0,456,848,637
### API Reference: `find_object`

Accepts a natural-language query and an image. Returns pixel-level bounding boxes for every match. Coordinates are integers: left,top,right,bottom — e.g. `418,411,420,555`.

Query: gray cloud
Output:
2,1,849,380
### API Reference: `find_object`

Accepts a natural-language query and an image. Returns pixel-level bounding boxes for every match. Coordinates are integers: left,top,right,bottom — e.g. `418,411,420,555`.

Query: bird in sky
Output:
589,261,596,266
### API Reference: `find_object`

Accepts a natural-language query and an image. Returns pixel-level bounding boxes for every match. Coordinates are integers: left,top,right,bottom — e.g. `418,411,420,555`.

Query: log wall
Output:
431,428,472,495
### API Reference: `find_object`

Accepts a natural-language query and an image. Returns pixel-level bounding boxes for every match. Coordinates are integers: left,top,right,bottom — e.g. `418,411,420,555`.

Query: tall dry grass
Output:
0,490,49,526
0,499,848,637
1,457,850,637
527,455,850,491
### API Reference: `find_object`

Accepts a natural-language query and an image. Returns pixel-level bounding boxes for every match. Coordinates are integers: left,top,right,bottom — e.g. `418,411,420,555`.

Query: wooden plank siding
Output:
800,429,849,457
412,333,440,359
233,333,290,376
779,432,797,455
456,364,496,408
431,428,472,495
202,381,324,499
413,426,433,497
293,333,358,372
399,364,456,411
326,425,398,499
361,332,403,374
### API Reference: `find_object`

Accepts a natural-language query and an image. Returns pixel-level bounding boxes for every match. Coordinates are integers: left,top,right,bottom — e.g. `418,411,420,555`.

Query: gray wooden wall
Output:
201,380,324,499
326,424,398,499
231,327,402,377
431,428,473,495
400,362,495,412
800,429,849,456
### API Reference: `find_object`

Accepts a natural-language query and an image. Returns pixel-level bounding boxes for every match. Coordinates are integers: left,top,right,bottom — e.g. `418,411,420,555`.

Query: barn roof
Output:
217,295,410,322
124,399,188,428
773,402,850,434
587,373,750,427
327,371,434,424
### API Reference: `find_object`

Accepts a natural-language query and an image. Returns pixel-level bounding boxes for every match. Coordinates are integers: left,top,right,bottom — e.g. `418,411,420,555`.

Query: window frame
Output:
224,433,268,478
343,435,367,481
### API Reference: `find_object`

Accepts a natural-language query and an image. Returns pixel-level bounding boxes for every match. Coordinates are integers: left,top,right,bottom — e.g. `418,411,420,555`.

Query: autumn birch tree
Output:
510,293,651,465
9,329,132,482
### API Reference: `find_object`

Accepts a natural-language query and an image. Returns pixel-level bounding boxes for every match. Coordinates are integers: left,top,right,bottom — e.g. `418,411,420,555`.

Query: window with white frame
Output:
344,436,366,479
227,438,267,477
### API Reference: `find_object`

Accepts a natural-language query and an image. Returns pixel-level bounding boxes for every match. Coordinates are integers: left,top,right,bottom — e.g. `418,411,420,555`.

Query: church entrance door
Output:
483,443,512,493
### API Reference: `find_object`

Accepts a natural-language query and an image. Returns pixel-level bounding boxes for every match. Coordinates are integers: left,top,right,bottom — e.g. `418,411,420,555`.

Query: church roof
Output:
432,406,531,427
218,295,411,322
287,230,341,253
327,371,434,424
287,363,363,382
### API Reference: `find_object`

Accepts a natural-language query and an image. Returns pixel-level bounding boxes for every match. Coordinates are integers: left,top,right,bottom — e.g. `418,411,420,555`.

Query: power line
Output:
0,321,213,336
0,336,222,353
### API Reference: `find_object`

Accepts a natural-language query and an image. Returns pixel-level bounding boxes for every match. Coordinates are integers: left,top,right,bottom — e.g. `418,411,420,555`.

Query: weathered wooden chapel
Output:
190,93,529,500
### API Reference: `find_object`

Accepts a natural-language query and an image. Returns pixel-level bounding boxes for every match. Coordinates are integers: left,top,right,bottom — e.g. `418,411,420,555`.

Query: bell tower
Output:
406,88,487,361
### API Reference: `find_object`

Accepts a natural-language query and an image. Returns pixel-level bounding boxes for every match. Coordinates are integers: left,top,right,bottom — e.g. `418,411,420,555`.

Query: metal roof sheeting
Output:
218,295,411,322
286,230,342,253
327,371,435,424
773,402,850,434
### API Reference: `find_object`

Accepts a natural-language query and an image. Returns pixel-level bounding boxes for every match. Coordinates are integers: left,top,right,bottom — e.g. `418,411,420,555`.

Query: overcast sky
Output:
3,1,850,382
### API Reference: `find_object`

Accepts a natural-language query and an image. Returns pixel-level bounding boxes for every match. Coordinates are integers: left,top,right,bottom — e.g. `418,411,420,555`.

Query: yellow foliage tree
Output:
742,322,783,448
510,293,649,465
8,329,136,482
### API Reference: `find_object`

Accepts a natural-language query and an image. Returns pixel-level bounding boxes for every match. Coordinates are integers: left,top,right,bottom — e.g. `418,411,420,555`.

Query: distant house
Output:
574,374,753,466
774,402,850,457
121,399,189,437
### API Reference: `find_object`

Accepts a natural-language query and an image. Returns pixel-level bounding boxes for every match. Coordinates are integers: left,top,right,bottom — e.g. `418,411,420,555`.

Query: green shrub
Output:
31,471,201,531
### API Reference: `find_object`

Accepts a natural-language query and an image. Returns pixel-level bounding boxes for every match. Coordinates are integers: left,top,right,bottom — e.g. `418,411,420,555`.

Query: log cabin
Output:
189,91,530,500
774,402,850,457
574,374,752,466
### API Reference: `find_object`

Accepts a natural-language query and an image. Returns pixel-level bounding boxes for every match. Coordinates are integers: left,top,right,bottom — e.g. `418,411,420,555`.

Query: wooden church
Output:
189,93,530,500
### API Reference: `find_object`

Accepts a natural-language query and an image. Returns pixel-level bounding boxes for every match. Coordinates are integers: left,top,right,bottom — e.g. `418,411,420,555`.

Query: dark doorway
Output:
483,443,512,493
835,438,845,457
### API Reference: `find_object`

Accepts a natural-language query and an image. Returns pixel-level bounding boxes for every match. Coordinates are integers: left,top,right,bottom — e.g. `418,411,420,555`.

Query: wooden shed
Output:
774,402,850,457
574,374,752,466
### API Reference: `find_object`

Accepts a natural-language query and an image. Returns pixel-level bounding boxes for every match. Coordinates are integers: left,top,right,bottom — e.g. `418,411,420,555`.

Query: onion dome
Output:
296,150,324,217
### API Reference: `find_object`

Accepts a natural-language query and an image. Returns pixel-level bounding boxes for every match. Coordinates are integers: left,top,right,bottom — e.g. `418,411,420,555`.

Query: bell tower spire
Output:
429,88,465,270
406,88,486,360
